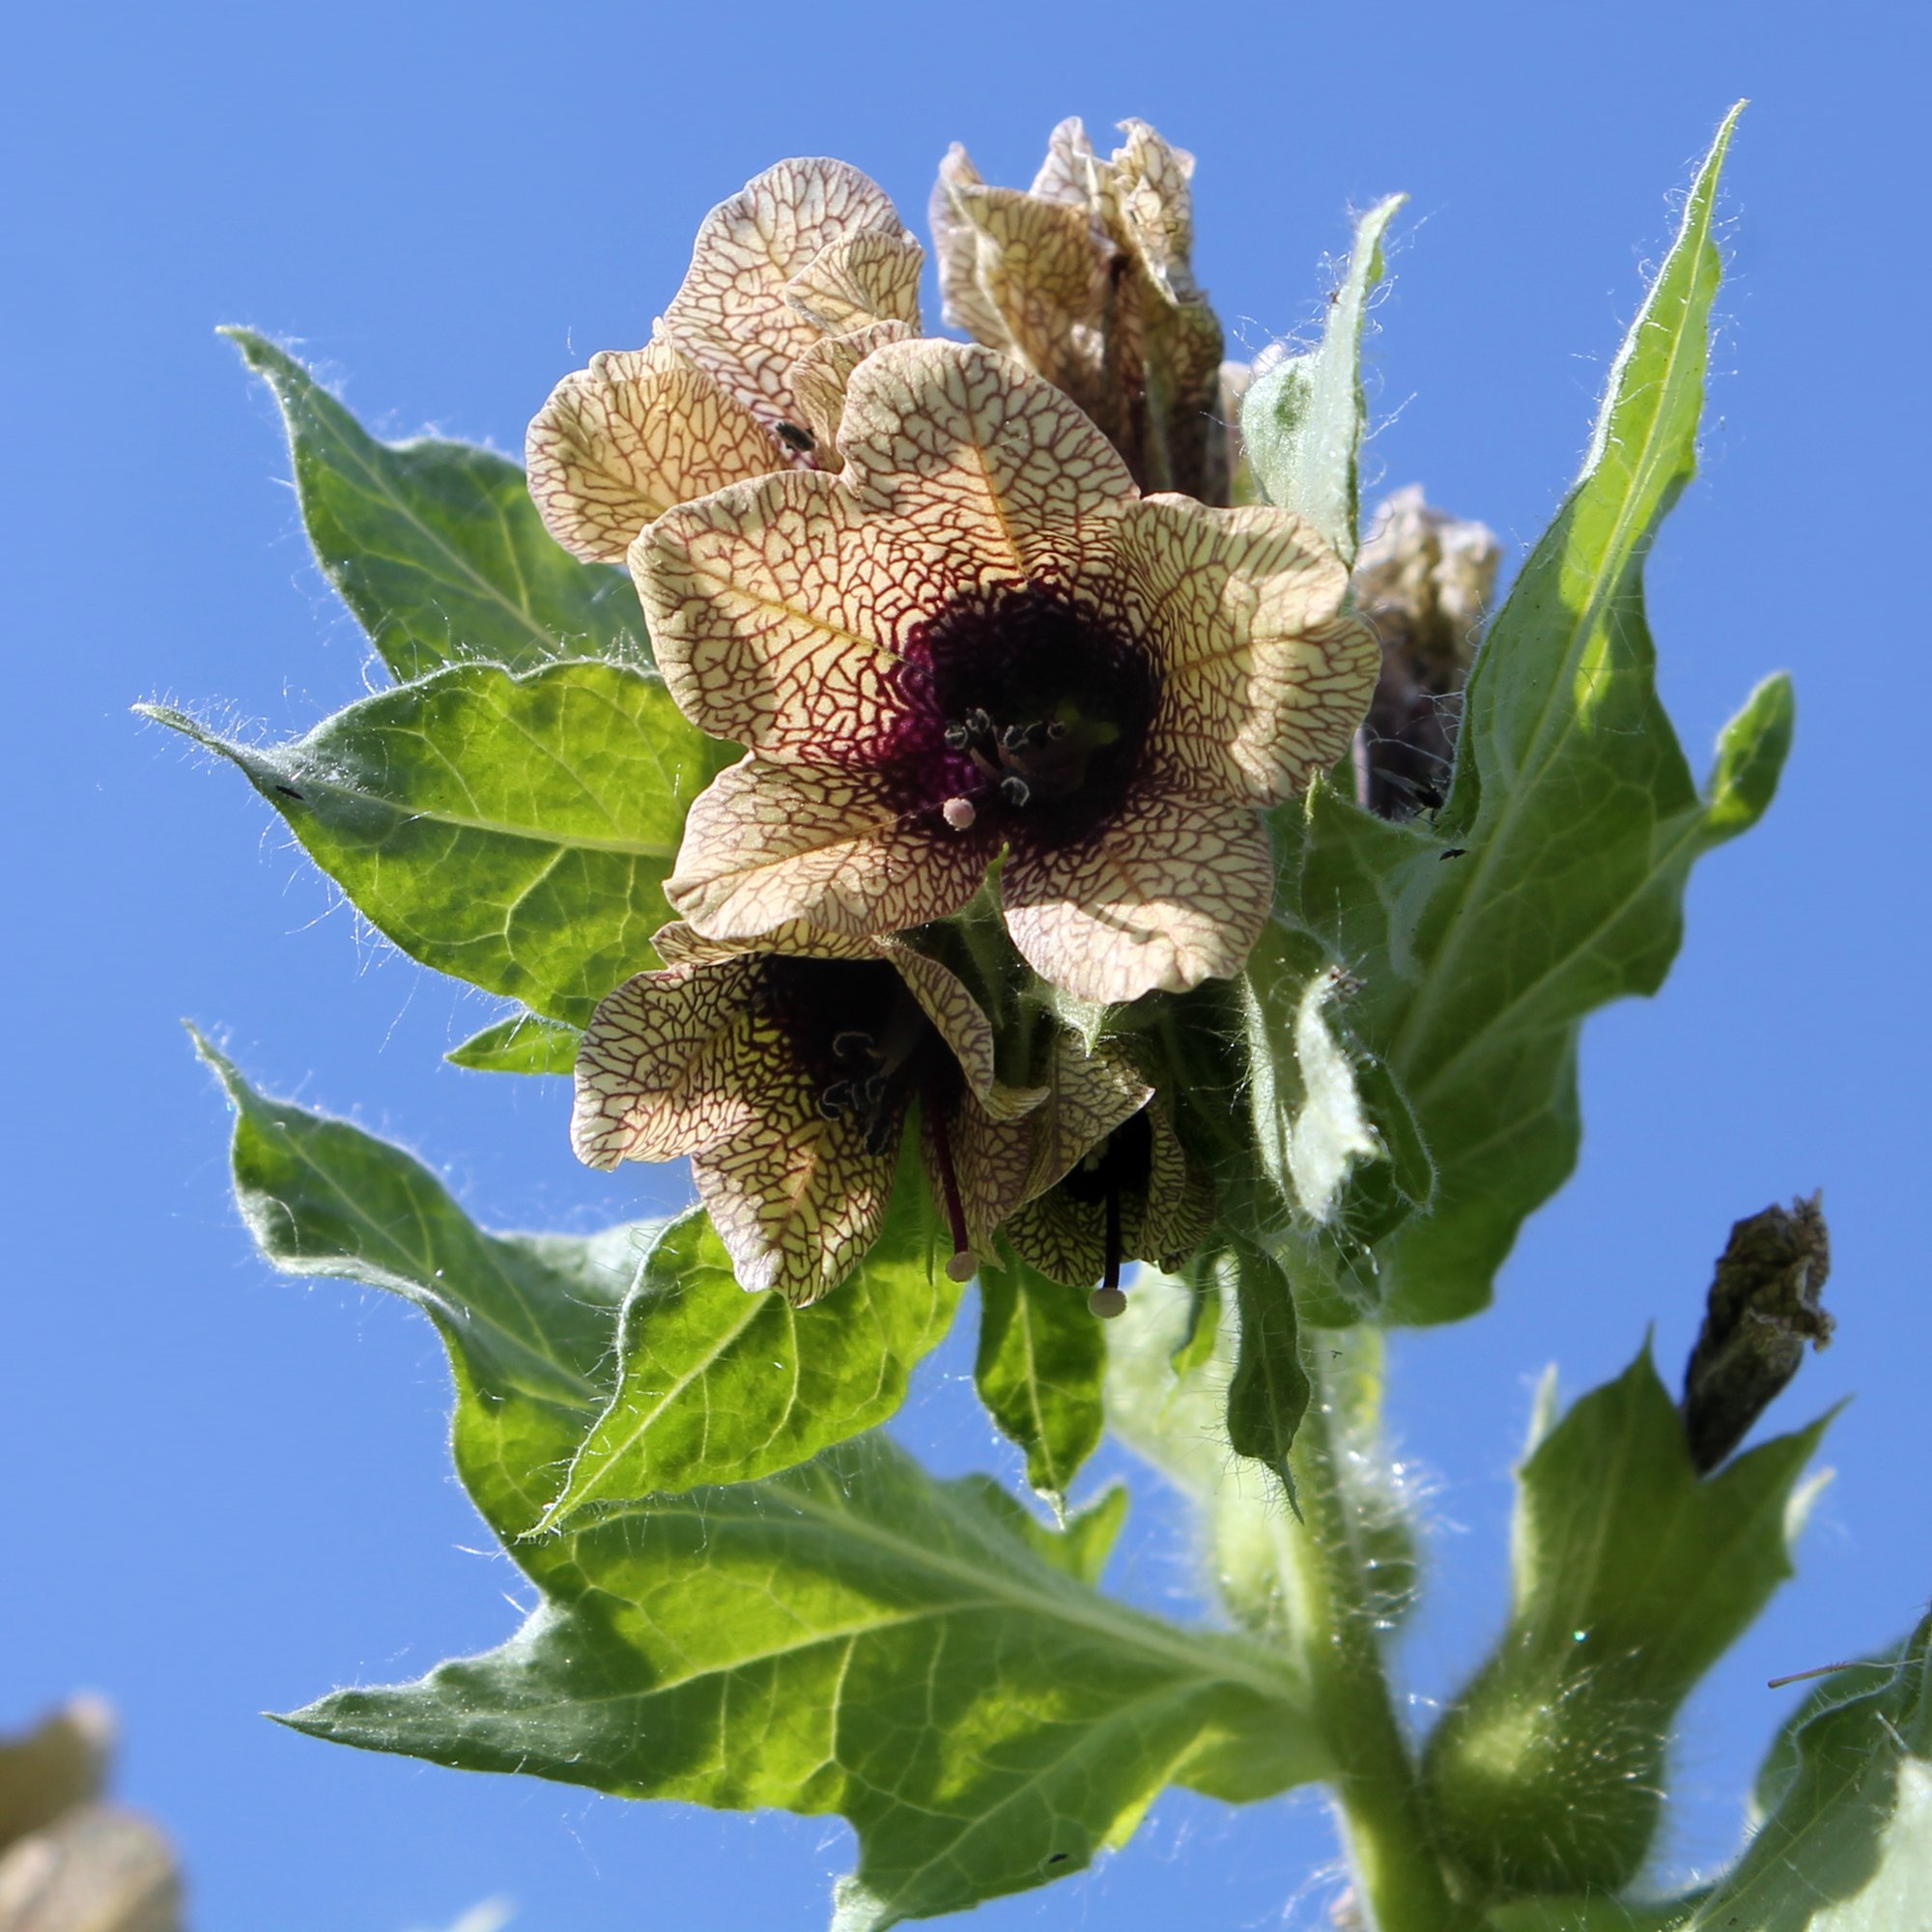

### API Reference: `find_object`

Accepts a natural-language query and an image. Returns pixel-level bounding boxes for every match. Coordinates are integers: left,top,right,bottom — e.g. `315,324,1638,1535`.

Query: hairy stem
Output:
1275,1330,1476,1932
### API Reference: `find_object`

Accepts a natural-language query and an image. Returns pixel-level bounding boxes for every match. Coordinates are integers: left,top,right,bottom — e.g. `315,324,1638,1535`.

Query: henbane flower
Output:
526,158,922,563
635,337,1378,1006
571,921,1041,1305
932,118,1232,502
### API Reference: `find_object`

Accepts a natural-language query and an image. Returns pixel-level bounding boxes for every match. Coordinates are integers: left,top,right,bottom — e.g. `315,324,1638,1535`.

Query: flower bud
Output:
1680,1193,1832,1473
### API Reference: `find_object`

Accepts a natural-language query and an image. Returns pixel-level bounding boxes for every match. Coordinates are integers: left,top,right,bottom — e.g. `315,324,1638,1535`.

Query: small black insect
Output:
1439,846,1468,861
1046,1853,1069,1866
273,784,305,802
774,420,815,454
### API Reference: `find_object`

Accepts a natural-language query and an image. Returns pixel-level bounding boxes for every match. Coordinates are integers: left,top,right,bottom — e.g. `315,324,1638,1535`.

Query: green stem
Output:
1275,1332,1479,1932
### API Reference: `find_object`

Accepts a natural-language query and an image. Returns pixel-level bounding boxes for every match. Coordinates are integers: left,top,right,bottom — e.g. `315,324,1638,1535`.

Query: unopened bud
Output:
1681,1193,1833,1474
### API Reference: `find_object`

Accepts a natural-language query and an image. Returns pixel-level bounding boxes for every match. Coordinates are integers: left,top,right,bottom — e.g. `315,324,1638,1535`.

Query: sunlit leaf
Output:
1240,194,1406,562
224,327,645,677
1423,1340,1827,1892
146,660,732,1027
1277,107,1784,1323
446,1011,582,1075
974,1254,1107,1510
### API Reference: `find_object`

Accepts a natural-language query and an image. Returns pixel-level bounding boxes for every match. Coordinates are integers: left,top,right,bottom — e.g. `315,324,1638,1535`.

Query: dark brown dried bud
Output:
1350,486,1501,819
1681,1194,1833,1473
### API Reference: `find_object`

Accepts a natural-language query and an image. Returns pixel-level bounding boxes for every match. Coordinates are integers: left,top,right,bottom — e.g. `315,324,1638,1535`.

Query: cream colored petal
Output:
526,343,782,563
1119,495,1378,804
634,467,966,756
783,231,923,335
874,940,1042,1119
1004,1187,1104,1290
1020,1034,1151,1200
1029,117,1102,210
571,957,765,1167
929,144,1012,353
663,157,912,425
1136,1098,1212,1264
836,339,1135,574
694,1090,897,1306
668,756,991,944
1109,121,1200,301
649,918,877,969
786,318,917,465
925,1089,1037,1263
1003,790,1275,1002
931,183,1109,399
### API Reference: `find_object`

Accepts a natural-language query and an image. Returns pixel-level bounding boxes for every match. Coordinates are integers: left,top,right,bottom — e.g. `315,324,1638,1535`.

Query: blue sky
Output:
5,1,1925,1926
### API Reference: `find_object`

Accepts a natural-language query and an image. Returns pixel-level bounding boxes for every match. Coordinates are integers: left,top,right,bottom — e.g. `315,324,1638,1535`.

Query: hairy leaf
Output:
1278,108,1785,1323
974,1255,1107,1511
446,1011,582,1075
1423,1342,1827,1892
1685,1619,1932,1930
1240,195,1405,562
145,659,732,1027
223,328,645,677
544,1153,959,1523
1222,1241,1308,1501
200,1041,1328,1927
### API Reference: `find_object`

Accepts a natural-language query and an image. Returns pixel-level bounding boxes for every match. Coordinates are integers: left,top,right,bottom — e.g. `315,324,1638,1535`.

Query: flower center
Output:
755,955,977,1278
892,582,1157,847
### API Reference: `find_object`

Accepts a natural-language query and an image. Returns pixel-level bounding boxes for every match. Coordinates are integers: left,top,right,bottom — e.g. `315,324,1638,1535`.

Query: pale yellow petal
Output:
929,145,1011,353
786,318,917,465
877,940,1043,1119
783,231,923,335
571,958,765,1166
836,339,1134,575
633,468,964,756
1140,1097,1213,1265
1003,790,1275,1001
929,182,1109,398
1020,1034,1151,1200
663,157,912,425
1118,496,1378,804
526,343,781,562
1109,121,1200,302
1029,117,1101,210
925,1089,1037,1261
695,1092,896,1306
668,757,990,944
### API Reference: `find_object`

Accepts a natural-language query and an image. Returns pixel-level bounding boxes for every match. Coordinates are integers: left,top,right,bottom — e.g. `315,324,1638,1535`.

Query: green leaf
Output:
1222,1241,1309,1498
974,1254,1107,1511
1422,1340,1827,1893
1487,1898,1705,1932
223,327,645,678
446,1011,582,1075
192,1029,634,1531
1279,107,1782,1324
1682,1616,1932,1929
542,1148,961,1523
203,1037,1328,1926
144,659,733,1027
1239,193,1405,563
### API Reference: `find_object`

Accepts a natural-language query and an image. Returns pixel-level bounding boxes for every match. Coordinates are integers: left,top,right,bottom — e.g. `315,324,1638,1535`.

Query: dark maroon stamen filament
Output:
1102,1162,1123,1293
923,1079,976,1282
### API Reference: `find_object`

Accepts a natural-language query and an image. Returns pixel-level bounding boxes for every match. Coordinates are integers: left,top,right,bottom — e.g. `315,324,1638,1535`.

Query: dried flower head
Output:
571,922,1042,1305
636,337,1378,1005
932,118,1230,502
527,158,922,562
1350,486,1501,818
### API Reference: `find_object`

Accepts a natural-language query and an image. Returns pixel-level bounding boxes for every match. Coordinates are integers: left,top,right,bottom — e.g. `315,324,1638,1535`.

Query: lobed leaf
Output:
1240,194,1406,562
1684,1618,1932,1930
145,659,733,1027
1277,106,1784,1323
543,1149,960,1523
223,328,645,677
199,1040,1328,1926
973,1254,1108,1512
